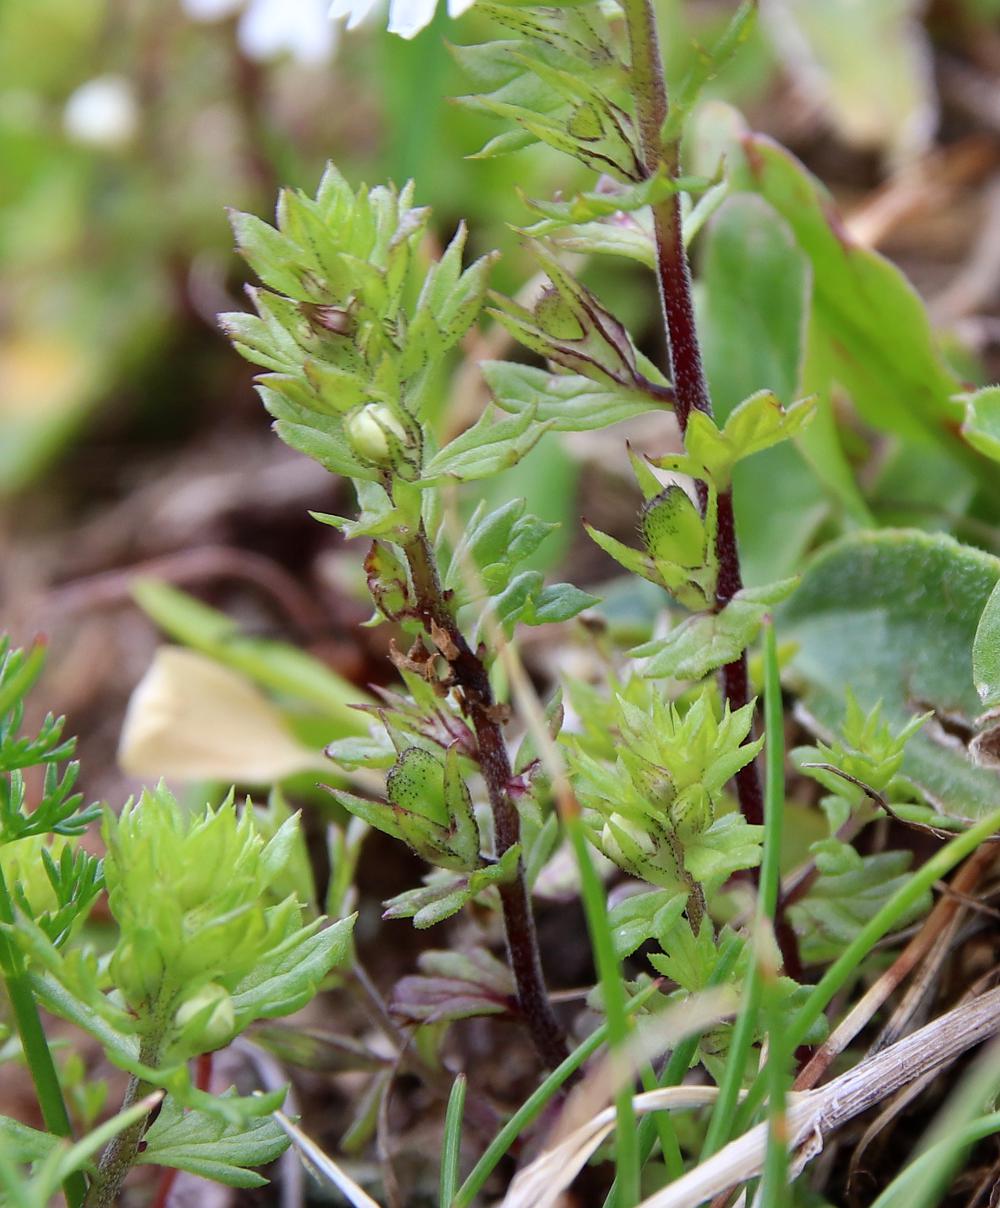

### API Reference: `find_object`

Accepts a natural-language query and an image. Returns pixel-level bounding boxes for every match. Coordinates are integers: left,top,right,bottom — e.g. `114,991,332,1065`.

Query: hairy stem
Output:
622,0,767,817
402,529,568,1069
84,1024,166,1208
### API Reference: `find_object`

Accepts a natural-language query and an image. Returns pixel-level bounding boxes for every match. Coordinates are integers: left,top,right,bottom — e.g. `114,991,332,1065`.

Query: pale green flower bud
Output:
601,812,655,862
345,402,410,467
599,813,683,889
174,982,236,1052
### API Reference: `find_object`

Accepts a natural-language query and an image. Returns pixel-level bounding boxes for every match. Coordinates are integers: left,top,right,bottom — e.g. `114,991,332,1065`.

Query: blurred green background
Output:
9,0,992,494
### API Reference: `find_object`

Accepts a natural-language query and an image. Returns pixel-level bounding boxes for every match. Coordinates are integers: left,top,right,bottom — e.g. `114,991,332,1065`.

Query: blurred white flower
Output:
118,646,325,783
182,0,338,65
181,0,244,18
329,0,476,40
62,75,138,149
241,0,339,63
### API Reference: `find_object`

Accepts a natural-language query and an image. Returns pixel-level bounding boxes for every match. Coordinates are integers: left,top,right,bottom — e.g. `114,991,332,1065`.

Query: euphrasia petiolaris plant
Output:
218,0,825,1081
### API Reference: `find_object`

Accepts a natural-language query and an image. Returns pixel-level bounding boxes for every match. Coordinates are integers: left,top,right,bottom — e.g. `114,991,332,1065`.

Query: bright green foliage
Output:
489,245,656,395
101,787,352,1062
800,690,932,799
444,498,557,602
15,0,1000,1202
382,846,522,928
11,787,354,1124
0,641,100,842
482,361,658,431
223,168,500,494
223,168,597,653
697,105,976,466
789,850,932,965
569,688,763,892
0,836,102,949
519,170,699,237
652,392,817,492
606,889,687,959
789,692,936,962
0,1096,173,1207
973,580,1000,710
961,385,1000,463
696,191,838,584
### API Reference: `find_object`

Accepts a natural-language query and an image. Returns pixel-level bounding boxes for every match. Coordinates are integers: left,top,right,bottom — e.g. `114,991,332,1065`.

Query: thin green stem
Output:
0,866,85,1208
566,815,639,1207
702,621,786,1162
759,619,791,1204
737,806,1000,1132
603,935,742,1207
453,982,661,1208
640,1062,683,1180
759,975,790,1207
870,1111,1000,1208
701,956,761,1161
440,1073,467,1207
83,1024,166,1208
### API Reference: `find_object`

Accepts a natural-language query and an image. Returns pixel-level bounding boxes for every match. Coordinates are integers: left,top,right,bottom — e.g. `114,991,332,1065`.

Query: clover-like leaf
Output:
633,579,798,680
419,407,551,484
391,946,516,1024
139,1092,290,1189
483,362,659,432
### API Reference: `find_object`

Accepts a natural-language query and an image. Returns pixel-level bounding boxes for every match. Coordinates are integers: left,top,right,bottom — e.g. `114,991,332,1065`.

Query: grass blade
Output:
440,1073,467,1207
453,981,662,1208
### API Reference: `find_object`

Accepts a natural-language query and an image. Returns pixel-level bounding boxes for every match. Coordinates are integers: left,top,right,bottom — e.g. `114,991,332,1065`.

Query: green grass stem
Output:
452,981,661,1208
566,814,640,1206
440,1073,467,1207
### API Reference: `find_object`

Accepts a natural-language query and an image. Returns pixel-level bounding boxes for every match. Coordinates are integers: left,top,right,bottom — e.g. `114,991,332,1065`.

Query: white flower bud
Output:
602,812,656,868
345,403,409,466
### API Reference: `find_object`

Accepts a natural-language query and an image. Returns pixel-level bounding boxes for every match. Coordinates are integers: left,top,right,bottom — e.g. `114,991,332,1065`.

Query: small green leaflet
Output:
418,407,552,484
139,1093,291,1189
